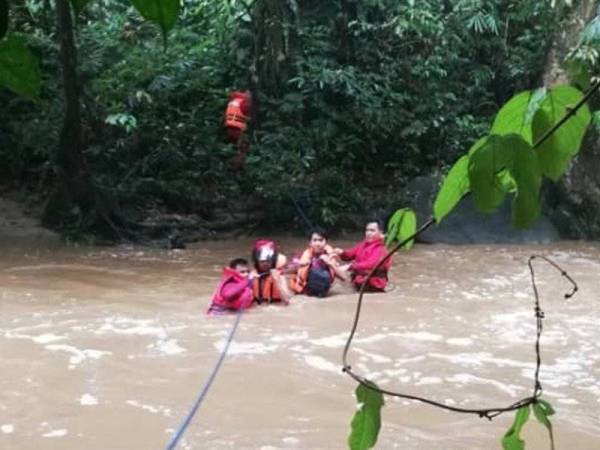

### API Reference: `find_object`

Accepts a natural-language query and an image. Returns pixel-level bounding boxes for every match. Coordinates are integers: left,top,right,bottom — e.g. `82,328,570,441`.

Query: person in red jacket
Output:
334,220,391,292
224,90,252,170
207,258,254,314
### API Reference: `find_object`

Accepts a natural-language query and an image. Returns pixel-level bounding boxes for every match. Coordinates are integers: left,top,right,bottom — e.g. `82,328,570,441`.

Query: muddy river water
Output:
1,237,599,449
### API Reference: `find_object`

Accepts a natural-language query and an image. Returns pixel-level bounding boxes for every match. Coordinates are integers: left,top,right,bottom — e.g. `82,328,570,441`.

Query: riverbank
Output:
0,193,59,243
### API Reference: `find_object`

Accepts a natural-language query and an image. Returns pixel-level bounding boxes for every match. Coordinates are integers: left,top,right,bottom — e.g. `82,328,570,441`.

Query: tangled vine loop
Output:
342,237,578,419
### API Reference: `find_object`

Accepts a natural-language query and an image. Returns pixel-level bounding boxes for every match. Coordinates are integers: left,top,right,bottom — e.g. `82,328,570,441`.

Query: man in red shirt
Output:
335,220,391,292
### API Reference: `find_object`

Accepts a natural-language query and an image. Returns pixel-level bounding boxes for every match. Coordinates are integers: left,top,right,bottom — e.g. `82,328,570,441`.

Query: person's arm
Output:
220,279,250,303
320,254,348,281
350,245,385,273
270,269,290,305
338,243,360,261
298,249,312,266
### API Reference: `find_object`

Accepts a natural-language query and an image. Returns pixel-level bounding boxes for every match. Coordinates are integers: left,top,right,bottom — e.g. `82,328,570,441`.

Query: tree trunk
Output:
56,0,87,191
542,1,600,239
43,0,115,235
251,0,296,98
543,0,596,86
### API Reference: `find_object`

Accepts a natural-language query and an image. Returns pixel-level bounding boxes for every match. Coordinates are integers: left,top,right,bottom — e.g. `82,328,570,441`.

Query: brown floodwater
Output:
0,237,599,450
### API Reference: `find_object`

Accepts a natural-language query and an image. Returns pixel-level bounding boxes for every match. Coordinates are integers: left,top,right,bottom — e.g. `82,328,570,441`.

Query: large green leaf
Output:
467,136,488,156
385,208,404,248
491,89,546,144
501,405,531,450
130,0,180,42
532,400,555,450
0,34,41,100
532,85,591,181
468,135,514,213
433,154,470,223
70,0,91,14
509,137,541,228
1,0,8,39
397,208,416,250
348,380,384,450
385,208,416,249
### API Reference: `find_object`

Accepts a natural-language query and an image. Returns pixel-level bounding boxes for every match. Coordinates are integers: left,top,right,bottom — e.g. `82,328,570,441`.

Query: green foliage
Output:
491,88,547,144
0,34,41,100
70,0,91,15
532,85,591,181
385,208,416,249
130,0,180,43
468,135,511,212
105,113,137,133
509,136,541,228
564,57,590,91
434,155,469,223
0,0,7,39
0,0,566,232
348,380,384,450
532,399,555,450
501,400,556,450
565,13,600,90
434,83,590,229
502,405,531,450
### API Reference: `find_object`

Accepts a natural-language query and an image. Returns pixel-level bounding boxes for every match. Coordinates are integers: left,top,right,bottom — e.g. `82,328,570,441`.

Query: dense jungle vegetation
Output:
1,0,597,241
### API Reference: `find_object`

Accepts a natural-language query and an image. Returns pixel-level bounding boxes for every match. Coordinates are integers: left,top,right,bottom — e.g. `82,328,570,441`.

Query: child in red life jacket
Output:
334,219,391,292
207,258,254,315
289,228,346,297
251,239,290,305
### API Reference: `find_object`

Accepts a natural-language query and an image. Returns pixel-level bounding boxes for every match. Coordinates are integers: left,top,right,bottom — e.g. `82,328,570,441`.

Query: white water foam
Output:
44,344,111,369
79,394,98,406
148,339,186,355
302,355,340,373
42,429,67,437
219,341,279,356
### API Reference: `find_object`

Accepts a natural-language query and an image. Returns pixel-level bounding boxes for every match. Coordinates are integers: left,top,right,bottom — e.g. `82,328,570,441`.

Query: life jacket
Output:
207,267,253,314
225,92,250,131
289,247,336,295
252,273,283,304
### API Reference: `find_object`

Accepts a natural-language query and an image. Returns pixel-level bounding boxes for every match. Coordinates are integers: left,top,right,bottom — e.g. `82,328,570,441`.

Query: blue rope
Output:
165,308,244,450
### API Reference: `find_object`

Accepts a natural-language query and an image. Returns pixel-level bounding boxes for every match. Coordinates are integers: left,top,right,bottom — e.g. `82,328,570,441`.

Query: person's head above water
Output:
252,239,278,272
364,219,385,242
308,227,328,254
229,258,250,278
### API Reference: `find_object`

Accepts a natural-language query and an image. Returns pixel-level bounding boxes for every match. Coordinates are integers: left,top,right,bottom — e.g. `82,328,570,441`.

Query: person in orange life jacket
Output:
251,239,290,305
207,258,254,315
289,228,346,297
334,219,391,292
224,90,252,170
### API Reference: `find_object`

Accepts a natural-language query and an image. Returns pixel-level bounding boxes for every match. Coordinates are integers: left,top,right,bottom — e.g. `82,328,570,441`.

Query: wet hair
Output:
229,258,249,269
367,218,385,233
309,227,328,241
